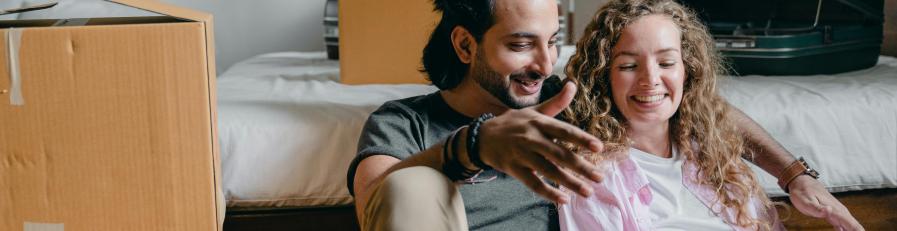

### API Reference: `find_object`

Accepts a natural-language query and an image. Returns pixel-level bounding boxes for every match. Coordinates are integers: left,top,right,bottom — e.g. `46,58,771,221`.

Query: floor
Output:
223,188,897,231
775,188,897,230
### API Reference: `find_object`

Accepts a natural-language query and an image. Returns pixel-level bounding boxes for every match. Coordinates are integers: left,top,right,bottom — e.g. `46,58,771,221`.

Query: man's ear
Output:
451,26,477,64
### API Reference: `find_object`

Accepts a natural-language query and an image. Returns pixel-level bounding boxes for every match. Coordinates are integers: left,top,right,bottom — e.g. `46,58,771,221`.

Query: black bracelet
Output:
442,128,480,181
442,128,462,181
466,113,495,170
453,127,481,179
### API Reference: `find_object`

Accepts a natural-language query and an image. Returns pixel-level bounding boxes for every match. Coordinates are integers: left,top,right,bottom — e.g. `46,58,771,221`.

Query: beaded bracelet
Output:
442,128,481,181
466,113,495,170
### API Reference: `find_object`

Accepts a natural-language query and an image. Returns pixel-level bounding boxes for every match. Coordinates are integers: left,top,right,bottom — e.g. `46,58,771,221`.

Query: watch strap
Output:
777,157,819,193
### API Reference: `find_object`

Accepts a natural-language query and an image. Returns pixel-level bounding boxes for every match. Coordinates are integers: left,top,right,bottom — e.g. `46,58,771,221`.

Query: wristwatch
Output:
777,157,820,193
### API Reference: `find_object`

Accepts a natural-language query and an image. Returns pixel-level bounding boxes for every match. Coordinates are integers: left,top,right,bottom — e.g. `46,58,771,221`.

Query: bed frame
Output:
224,205,358,230
223,188,897,230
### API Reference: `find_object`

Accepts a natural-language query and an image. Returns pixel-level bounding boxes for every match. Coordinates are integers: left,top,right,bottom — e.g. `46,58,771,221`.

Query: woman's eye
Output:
660,61,677,68
619,64,636,71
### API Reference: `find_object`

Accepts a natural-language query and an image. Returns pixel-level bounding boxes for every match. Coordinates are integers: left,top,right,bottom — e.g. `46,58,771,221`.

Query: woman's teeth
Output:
633,94,666,103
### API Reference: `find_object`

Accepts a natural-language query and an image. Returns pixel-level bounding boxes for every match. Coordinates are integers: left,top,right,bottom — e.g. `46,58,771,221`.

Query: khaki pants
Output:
362,166,468,231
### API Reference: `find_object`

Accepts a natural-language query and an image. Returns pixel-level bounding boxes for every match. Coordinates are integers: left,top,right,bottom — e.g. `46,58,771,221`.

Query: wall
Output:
163,0,327,72
571,0,607,45
0,1,24,20
884,0,897,56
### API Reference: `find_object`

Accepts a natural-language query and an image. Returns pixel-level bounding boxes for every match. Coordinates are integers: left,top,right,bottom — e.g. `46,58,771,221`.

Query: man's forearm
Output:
730,106,797,178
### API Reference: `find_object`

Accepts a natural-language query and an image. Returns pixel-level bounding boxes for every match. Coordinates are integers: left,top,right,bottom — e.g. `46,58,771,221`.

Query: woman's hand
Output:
789,175,864,231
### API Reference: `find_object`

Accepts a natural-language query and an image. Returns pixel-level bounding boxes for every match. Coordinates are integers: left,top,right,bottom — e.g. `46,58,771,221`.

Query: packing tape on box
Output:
24,222,64,231
6,27,23,106
52,18,90,27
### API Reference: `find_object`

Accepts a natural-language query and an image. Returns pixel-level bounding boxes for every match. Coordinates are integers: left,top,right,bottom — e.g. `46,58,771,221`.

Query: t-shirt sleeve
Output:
346,101,425,196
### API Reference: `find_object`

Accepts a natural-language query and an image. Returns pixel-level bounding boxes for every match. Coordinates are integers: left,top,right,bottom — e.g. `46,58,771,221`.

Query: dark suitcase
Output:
680,0,884,76
323,0,339,60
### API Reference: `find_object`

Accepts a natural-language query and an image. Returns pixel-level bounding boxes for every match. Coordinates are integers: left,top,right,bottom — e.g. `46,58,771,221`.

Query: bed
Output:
218,49,897,230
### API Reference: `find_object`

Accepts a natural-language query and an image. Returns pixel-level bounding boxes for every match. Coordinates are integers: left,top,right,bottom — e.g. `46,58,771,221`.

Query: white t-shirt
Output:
629,146,733,231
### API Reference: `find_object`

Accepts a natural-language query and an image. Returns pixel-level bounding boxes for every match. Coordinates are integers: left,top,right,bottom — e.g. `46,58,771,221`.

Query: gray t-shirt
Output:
346,91,558,231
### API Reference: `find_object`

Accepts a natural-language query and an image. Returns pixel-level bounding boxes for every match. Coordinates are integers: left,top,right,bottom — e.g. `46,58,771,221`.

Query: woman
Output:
558,0,782,230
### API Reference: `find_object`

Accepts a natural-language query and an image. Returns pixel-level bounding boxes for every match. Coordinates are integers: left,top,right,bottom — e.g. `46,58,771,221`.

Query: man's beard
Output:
470,53,544,109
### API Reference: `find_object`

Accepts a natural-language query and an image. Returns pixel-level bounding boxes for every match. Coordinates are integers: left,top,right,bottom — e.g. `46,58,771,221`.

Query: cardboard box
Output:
0,1,222,230
339,0,438,84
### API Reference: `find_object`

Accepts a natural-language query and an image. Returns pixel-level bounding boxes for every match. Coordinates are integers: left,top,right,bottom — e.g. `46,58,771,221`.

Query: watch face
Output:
799,157,820,178
807,168,820,178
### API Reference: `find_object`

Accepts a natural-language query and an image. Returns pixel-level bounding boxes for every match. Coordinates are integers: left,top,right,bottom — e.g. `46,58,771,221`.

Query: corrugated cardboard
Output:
339,0,438,85
0,1,221,230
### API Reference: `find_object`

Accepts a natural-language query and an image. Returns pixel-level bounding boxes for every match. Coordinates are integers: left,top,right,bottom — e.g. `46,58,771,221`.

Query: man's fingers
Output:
518,151,593,198
509,167,569,204
521,135,603,183
534,80,576,117
532,118,603,153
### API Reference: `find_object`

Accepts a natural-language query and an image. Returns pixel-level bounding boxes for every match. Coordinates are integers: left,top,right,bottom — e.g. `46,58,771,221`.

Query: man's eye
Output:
510,43,532,50
548,39,558,46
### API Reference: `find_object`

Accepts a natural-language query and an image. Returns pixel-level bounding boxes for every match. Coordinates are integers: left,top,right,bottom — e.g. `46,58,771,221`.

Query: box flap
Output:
107,0,211,23
0,2,58,16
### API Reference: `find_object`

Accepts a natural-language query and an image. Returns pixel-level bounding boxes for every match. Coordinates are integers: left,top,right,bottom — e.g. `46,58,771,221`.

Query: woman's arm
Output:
730,106,864,230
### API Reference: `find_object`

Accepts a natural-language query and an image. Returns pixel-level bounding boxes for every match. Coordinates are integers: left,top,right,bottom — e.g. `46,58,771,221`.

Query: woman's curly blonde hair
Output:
561,0,776,229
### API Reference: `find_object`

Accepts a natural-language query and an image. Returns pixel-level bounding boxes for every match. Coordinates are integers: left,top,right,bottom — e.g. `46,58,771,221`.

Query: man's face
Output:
469,0,560,109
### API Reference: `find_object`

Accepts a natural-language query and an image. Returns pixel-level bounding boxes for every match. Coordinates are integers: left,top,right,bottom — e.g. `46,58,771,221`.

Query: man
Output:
347,0,861,230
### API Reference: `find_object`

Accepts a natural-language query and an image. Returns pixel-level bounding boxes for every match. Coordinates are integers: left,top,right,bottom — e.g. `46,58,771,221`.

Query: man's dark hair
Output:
421,0,496,90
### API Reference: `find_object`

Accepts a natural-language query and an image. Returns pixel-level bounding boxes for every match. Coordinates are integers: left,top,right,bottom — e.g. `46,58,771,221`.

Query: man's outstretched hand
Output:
475,81,604,204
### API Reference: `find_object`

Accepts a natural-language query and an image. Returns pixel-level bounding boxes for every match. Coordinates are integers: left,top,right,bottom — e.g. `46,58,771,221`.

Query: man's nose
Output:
529,45,554,77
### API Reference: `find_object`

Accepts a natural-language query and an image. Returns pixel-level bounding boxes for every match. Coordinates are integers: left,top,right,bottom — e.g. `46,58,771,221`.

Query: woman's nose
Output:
638,65,662,87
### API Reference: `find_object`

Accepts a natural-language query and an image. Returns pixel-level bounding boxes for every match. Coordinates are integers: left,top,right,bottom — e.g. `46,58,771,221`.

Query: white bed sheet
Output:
218,52,436,207
219,52,896,208
725,56,897,196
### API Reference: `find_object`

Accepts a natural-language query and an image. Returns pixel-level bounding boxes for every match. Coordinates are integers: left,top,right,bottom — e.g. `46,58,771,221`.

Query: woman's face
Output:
609,14,686,127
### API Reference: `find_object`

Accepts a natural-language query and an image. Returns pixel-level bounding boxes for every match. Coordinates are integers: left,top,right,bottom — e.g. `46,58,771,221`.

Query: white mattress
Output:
219,51,897,208
218,52,437,207
724,56,897,196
